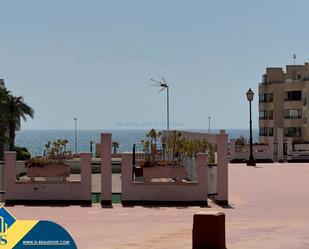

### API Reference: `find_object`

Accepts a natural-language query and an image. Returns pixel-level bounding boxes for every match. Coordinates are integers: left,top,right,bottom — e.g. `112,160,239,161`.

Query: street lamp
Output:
90,140,95,157
246,88,256,166
74,117,77,154
150,78,170,130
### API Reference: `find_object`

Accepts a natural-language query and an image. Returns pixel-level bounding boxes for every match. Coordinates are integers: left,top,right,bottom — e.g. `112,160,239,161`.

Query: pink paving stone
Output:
5,163,309,249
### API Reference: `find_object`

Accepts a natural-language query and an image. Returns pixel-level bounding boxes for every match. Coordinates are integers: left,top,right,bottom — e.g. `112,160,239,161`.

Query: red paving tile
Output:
6,163,309,249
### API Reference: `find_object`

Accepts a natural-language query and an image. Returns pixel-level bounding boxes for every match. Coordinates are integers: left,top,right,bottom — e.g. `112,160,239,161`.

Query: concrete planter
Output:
27,164,70,182
143,165,187,183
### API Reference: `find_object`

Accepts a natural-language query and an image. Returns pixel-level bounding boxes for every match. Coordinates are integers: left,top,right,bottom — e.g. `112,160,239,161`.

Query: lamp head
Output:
246,88,254,102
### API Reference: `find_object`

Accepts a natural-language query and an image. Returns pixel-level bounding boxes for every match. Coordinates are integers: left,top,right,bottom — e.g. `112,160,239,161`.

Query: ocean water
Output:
15,129,259,157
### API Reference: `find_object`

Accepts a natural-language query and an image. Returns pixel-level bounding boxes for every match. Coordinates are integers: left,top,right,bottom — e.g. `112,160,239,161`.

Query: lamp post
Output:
74,117,77,154
246,88,256,166
90,140,94,157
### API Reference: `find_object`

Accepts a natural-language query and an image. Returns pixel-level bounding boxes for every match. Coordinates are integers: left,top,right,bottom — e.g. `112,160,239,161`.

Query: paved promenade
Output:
6,163,309,249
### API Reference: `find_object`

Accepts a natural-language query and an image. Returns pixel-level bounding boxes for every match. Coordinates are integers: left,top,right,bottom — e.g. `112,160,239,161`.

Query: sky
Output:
1,0,309,130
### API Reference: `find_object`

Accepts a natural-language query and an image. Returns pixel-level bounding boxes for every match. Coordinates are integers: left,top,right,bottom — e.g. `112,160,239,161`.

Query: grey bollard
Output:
192,211,226,249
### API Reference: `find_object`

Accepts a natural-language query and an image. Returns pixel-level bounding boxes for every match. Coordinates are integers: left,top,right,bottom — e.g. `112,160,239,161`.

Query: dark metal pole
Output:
247,100,255,166
132,144,136,179
132,144,136,166
167,86,169,130
74,118,77,154
90,141,93,157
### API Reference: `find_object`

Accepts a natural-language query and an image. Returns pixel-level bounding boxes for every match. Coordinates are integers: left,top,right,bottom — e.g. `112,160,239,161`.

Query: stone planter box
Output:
143,165,187,183
27,164,70,182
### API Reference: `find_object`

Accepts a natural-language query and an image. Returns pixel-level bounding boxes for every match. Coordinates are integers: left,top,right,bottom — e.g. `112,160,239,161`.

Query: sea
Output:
15,129,259,157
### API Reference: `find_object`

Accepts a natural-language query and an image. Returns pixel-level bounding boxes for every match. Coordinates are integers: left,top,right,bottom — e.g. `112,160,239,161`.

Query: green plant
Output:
140,129,163,167
44,139,69,165
14,146,31,160
112,141,119,154
235,135,247,145
165,130,185,162
26,139,69,168
0,81,34,160
208,143,217,165
25,157,49,168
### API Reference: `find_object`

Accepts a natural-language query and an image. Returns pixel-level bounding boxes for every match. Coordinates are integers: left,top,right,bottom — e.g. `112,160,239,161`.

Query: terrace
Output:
5,162,309,249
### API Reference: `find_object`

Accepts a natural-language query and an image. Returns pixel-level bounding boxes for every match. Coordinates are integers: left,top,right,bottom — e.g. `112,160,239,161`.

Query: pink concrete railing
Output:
121,153,208,205
229,138,274,161
4,152,92,205
162,130,229,205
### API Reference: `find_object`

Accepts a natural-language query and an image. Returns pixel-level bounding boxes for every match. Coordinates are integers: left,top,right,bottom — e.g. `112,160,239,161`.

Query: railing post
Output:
80,153,92,205
4,151,16,201
101,133,112,207
287,137,293,155
196,153,208,205
229,139,236,161
268,137,274,161
121,153,132,204
277,128,284,162
215,130,229,205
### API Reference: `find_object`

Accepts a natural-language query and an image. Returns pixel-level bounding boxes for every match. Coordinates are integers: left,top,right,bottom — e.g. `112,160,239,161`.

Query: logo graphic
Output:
0,208,16,233
0,206,77,248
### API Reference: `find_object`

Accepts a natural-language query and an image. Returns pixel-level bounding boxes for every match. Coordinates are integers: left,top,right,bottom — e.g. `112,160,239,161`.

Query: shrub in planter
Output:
25,139,70,181
25,157,49,168
14,146,31,160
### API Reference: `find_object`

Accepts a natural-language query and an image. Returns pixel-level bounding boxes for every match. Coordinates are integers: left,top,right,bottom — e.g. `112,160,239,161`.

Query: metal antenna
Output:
150,78,170,130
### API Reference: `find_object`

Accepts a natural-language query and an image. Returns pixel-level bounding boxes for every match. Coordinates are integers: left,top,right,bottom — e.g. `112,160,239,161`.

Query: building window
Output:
268,127,273,136
268,110,273,119
285,127,301,137
259,111,268,120
284,109,302,119
259,93,268,103
268,93,273,102
285,91,301,101
259,127,268,136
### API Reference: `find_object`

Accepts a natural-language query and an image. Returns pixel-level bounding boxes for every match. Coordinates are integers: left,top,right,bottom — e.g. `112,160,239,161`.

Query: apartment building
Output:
259,62,309,143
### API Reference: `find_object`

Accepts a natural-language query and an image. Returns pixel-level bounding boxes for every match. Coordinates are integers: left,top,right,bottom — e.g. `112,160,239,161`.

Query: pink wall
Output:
230,137,274,160
4,152,92,203
121,153,208,204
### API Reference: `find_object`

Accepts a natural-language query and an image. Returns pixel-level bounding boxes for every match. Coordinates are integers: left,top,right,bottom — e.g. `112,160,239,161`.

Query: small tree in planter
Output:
235,135,247,146
139,129,163,167
25,139,70,182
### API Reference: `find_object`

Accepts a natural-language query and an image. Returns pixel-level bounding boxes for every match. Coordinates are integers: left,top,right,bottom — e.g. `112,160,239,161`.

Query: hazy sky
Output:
1,0,308,130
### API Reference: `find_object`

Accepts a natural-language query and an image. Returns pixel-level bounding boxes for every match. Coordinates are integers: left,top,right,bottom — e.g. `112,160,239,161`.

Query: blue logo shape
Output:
14,221,77,248
0,207,16,233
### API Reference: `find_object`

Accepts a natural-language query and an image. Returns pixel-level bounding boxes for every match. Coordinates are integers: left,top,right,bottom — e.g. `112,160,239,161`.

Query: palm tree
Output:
0,85,10,160
112,141,119,154
6,95,34,150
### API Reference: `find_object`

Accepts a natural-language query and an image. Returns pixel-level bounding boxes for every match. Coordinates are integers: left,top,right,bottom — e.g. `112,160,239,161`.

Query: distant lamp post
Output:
90,140,95,157
150,78,170,130
246,88,256,166
74,117,77,154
